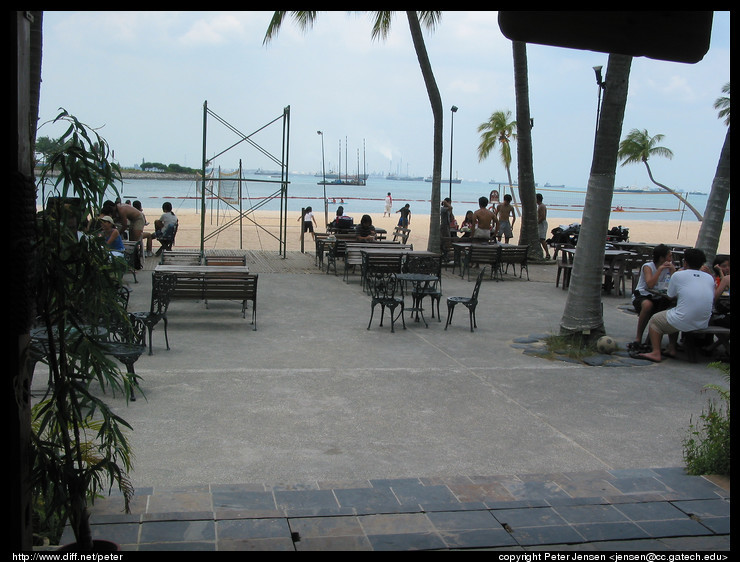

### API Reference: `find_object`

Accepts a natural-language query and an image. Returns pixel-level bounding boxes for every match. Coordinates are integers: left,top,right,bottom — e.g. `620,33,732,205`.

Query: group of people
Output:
439,189,550,256
630,245,729,362
98,199,178,260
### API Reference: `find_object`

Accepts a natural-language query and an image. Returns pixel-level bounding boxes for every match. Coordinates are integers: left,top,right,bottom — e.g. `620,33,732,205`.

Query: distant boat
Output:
613,186,661,193
544,183,565,188
427,174,462,183
253,168,281,176
387,174,424,181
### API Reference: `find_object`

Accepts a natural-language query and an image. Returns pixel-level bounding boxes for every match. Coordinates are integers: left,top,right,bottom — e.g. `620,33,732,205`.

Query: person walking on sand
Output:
384,192,393,217
299,206,318,241
396,203,411,228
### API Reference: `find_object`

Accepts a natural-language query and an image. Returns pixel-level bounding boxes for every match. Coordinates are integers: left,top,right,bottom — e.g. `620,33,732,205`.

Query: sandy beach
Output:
142,206,731,257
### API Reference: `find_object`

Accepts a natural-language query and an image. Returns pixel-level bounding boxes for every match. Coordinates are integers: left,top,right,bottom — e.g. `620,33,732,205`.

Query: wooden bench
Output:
343,242,413,282
500,245,530,280
160,250,202,265
204,253,247,266
158,268,258,327
392,226,411,244
683,326,730,363
461,244,503,281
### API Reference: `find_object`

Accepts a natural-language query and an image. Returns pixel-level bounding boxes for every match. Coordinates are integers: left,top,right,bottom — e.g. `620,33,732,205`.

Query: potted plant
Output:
30,110,138,551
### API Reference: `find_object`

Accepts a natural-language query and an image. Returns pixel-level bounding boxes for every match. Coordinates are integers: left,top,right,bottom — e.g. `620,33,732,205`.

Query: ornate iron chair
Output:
444,267,486,332
131,272,177,355
101,313,147,401
405,255,443,321
367,272,406,333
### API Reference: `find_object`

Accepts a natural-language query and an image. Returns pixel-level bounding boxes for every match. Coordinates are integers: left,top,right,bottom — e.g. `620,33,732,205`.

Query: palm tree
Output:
695,82,730,265
560,53,632,340
511,41,540,259
477,110,519,215
617,128,703,221
264,11,445,253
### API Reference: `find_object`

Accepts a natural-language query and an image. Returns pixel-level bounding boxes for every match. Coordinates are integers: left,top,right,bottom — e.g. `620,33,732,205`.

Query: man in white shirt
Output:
638,248,715,362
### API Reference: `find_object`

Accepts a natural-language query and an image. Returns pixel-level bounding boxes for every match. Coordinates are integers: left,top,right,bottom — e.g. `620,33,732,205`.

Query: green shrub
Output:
682,362,730,476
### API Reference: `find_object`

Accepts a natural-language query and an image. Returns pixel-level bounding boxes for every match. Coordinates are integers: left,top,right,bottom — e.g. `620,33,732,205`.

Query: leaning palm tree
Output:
477,110,519,215
264,11,444,253
617,128,703,220
695,81,730,266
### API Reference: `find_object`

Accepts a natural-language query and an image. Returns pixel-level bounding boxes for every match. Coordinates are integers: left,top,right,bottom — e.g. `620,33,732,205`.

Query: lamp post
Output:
592,65,605,148
448,105,458,200
317,130,327,227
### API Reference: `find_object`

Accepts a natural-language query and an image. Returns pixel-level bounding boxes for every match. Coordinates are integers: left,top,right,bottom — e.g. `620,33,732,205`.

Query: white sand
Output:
141,207,731,256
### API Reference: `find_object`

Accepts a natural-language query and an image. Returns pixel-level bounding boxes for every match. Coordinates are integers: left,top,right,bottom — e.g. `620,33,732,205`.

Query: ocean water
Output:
46,174,722,224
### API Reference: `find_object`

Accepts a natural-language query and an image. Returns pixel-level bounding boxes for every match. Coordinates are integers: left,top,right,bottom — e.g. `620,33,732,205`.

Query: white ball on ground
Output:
596,336,618,354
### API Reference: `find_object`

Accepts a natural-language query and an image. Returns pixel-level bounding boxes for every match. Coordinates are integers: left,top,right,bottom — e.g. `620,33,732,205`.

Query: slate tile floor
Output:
63,467,729,551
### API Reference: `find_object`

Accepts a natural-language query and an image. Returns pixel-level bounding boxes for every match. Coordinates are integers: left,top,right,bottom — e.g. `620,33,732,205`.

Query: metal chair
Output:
131,273,177,355
367,272,406,333
444,268,486,332
405,255,443,321
101,313,147,401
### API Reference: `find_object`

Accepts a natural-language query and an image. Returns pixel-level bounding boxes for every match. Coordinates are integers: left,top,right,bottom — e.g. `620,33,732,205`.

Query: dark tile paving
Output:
61,468,729,551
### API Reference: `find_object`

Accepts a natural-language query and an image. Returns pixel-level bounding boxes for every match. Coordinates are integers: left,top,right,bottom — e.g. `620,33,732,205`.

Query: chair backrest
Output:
405,255,442,277
364,252,404,275
471,268,486,301
393,226,411,243
367,272,399,299
151,273,177,313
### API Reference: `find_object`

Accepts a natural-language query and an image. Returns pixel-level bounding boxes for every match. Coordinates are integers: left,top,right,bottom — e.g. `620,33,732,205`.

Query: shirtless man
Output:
495,194,516,243
536,193,550,258
472,196,497,240
102,199,145,241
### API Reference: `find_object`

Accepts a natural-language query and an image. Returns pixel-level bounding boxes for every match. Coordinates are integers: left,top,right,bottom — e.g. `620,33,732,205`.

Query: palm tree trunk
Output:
512,41,539,257
406,11,443,253
643,161,703,221
695,127,730,265
560,53,632,339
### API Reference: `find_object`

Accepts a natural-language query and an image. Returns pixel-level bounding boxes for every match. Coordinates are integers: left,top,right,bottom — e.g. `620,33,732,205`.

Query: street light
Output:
449,105,458,200
317,130,327,227
593,65,605,147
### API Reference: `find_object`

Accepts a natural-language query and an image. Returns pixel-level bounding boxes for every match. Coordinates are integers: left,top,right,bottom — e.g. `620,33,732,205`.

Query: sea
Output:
44,173,724,225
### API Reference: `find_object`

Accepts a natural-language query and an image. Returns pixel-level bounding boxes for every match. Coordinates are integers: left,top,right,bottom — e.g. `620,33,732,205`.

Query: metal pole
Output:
448,105,458,200
200,101,208,257
318,130,327,227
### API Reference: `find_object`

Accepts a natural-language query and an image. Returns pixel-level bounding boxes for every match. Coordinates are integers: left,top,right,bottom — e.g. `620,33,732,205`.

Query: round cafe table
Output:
395,273,438,328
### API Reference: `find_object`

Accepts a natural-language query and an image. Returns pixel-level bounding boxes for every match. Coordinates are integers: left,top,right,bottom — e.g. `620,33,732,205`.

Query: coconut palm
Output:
511,41,540,258
477,110,519,214
695,82,730,265
560,53,632,339
264,11,444,253
617,128,703,220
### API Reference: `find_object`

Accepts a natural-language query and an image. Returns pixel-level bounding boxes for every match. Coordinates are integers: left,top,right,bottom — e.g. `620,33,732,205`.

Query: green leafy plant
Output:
31,109,138,550
683,362,730,476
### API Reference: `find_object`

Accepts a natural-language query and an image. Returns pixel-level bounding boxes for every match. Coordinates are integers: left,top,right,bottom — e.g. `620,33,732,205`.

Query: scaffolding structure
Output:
200,101,291,257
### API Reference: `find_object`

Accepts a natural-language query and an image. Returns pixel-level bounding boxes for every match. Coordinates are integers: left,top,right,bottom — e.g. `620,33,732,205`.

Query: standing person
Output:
299,206,317,241
629,244,676,349
102,199,145,242
638,248,715,362
536,193,550,259
495,194,516,243
472,196,497,240
384,192,393,217
440,197,454,238
396,203,411,228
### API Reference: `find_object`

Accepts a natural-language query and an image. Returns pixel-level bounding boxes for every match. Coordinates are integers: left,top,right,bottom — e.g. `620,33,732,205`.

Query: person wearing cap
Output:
99,215,125,257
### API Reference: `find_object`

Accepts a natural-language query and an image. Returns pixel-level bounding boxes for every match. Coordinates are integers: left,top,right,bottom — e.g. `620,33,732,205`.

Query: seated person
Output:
638,248,715,362
629,244,676,349
143,201,178,256
356,214,376,241
460,210,475,238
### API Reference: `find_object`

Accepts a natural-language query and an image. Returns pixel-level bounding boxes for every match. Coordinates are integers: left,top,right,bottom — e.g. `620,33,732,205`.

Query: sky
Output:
38,11,730,192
